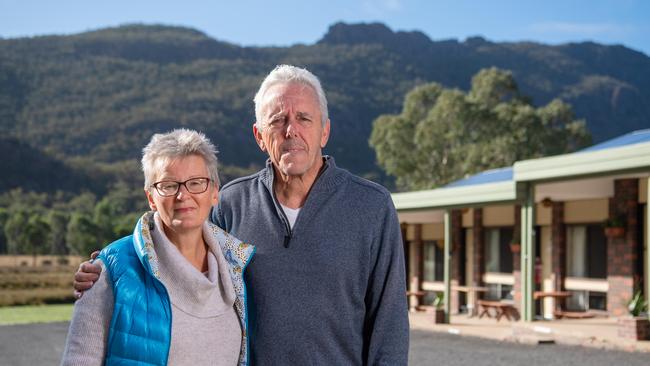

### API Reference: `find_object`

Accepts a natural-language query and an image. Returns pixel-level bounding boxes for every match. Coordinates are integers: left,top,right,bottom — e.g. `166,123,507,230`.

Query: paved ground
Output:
1,322,649,365
409,329,649,366
0,322,69,366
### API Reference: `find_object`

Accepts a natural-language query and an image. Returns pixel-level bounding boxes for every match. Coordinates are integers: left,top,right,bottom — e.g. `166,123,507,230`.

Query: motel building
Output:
393,129,650,327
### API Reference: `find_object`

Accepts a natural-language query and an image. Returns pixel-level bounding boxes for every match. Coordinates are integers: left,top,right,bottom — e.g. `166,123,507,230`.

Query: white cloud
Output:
361,0,403,16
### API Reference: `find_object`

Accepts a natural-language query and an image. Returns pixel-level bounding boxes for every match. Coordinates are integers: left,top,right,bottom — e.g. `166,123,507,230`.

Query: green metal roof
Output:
392,181,518,211
514,140,650,183
391,132,650,212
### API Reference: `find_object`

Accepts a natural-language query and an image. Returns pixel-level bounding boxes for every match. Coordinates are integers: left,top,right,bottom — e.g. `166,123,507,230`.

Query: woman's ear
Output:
145,189,157,211
210,184,219,206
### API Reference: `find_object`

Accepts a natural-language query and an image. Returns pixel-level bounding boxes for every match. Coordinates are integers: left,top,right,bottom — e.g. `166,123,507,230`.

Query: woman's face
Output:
145,155,218,234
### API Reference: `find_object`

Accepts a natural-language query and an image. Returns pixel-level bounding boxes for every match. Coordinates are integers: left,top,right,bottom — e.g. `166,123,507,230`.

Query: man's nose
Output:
284,117,299,137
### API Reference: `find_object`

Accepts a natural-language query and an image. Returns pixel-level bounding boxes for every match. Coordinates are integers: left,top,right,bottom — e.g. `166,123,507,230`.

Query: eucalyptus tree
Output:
370,67,591,190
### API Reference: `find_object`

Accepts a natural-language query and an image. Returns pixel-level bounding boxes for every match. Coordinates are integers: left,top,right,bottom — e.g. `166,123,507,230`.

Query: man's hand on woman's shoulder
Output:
73,251,102,299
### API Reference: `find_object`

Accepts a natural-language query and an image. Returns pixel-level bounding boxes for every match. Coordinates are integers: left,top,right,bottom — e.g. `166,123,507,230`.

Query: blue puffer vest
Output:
97,212,256,365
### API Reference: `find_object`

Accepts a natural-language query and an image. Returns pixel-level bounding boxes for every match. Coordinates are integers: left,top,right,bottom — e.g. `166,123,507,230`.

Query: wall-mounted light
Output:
541,197,553,207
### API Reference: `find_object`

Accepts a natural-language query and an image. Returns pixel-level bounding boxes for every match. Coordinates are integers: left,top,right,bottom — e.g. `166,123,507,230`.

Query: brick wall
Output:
607,179,639,317
551,202,566,292
617,317,649,340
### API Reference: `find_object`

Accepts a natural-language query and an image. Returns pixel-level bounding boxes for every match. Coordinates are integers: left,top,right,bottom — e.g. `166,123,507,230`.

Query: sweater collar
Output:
150,212,237,317
260,155,346,195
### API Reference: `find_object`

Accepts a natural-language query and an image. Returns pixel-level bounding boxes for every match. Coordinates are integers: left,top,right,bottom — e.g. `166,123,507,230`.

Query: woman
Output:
61,129,255,366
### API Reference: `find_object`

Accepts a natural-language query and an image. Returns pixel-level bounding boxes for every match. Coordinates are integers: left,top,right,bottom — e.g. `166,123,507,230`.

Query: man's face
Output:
254,82,330,178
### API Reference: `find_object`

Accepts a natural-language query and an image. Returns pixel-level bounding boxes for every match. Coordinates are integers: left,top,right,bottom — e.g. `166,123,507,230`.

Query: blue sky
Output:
1,0,649,55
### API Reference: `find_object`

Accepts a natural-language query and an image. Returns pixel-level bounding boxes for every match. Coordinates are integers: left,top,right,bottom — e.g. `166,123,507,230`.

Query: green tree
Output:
113,212,142,238
93,198,118,244
47,210,69,255
4,209,50,264
4,209,30,254
0,207,8,253
93,182,147,244
66,192,97,214
24,214,51,265
370,67,591,190
66,212,101,255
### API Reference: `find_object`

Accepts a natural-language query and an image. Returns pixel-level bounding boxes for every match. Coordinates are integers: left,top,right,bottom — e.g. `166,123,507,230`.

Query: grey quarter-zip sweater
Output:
213,156,409,365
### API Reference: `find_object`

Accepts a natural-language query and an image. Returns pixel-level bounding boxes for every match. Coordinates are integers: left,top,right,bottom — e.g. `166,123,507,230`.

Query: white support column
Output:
520,183,536,322
646,177,650,317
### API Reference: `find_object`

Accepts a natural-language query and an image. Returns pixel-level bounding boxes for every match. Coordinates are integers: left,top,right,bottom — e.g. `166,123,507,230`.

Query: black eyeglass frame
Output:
151,177,212,197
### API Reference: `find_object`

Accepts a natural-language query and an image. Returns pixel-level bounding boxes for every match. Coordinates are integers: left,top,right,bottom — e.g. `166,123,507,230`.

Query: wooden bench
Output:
477,300,517,322
554,310,596,319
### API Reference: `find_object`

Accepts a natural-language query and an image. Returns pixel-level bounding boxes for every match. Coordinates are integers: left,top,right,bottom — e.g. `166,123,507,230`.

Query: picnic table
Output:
533,291,571,300
477,299,517,321
534,291,583,319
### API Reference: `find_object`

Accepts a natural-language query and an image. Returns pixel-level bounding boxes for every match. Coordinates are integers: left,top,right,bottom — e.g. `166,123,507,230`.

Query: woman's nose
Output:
175,184,191,200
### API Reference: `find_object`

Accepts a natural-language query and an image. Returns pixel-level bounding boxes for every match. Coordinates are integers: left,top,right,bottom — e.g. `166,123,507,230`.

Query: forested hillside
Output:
2,22,649,194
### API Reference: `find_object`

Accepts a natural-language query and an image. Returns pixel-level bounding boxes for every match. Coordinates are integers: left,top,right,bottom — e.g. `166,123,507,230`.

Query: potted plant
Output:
604,216,625,238
432,292,447,324
617,291,649,340
509,239,521,253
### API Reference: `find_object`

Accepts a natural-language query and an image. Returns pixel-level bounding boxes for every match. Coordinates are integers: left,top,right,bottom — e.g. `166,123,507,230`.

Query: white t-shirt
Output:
280,204,301,229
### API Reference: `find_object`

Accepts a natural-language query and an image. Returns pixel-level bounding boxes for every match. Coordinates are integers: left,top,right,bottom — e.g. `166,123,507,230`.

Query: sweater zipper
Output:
265,167,293,248
267,159,329,249
274,195,293,248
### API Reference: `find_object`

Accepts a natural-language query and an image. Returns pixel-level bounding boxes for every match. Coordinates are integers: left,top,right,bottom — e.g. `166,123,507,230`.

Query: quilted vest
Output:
98,212,255,365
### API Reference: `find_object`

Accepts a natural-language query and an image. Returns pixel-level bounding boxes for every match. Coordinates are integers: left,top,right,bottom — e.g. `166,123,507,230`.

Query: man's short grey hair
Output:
254,64,329,129
141,129,220,189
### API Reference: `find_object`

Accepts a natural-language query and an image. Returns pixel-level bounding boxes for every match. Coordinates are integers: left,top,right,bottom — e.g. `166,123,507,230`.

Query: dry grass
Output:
0,266,76,306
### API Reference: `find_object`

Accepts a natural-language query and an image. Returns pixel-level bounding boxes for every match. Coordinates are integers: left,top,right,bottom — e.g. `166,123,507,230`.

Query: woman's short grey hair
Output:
141,129,220,189
254,64,329,129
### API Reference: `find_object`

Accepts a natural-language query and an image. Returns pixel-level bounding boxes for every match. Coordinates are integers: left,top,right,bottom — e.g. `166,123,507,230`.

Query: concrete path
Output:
409,311,650,353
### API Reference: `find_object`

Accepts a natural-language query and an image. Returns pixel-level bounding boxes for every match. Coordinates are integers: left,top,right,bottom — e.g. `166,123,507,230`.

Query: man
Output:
75,65,409,365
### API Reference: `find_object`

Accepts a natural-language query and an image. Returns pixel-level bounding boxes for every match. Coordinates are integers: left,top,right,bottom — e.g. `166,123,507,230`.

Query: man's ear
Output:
253,123,267,152
320,118,331,148
145,189,157,211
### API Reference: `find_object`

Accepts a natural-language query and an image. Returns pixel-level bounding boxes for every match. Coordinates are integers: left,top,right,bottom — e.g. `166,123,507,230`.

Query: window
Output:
567,225,607,279
566,291,607,311
566,224,607,311
486,284,513,301
423,240,444,282
484,227,514,273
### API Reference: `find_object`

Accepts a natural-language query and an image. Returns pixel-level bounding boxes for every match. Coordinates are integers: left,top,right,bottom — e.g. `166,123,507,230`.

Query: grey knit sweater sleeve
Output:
60,260,112,366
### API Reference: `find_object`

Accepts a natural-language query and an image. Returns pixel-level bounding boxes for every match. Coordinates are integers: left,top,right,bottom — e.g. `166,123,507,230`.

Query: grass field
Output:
0,304,73,325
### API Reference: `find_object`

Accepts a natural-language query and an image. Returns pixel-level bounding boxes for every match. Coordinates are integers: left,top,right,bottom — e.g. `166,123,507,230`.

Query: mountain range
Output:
1,22,649,193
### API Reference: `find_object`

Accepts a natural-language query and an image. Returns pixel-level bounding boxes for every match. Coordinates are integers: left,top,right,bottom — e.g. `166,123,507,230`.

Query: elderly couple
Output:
61,65,408,365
